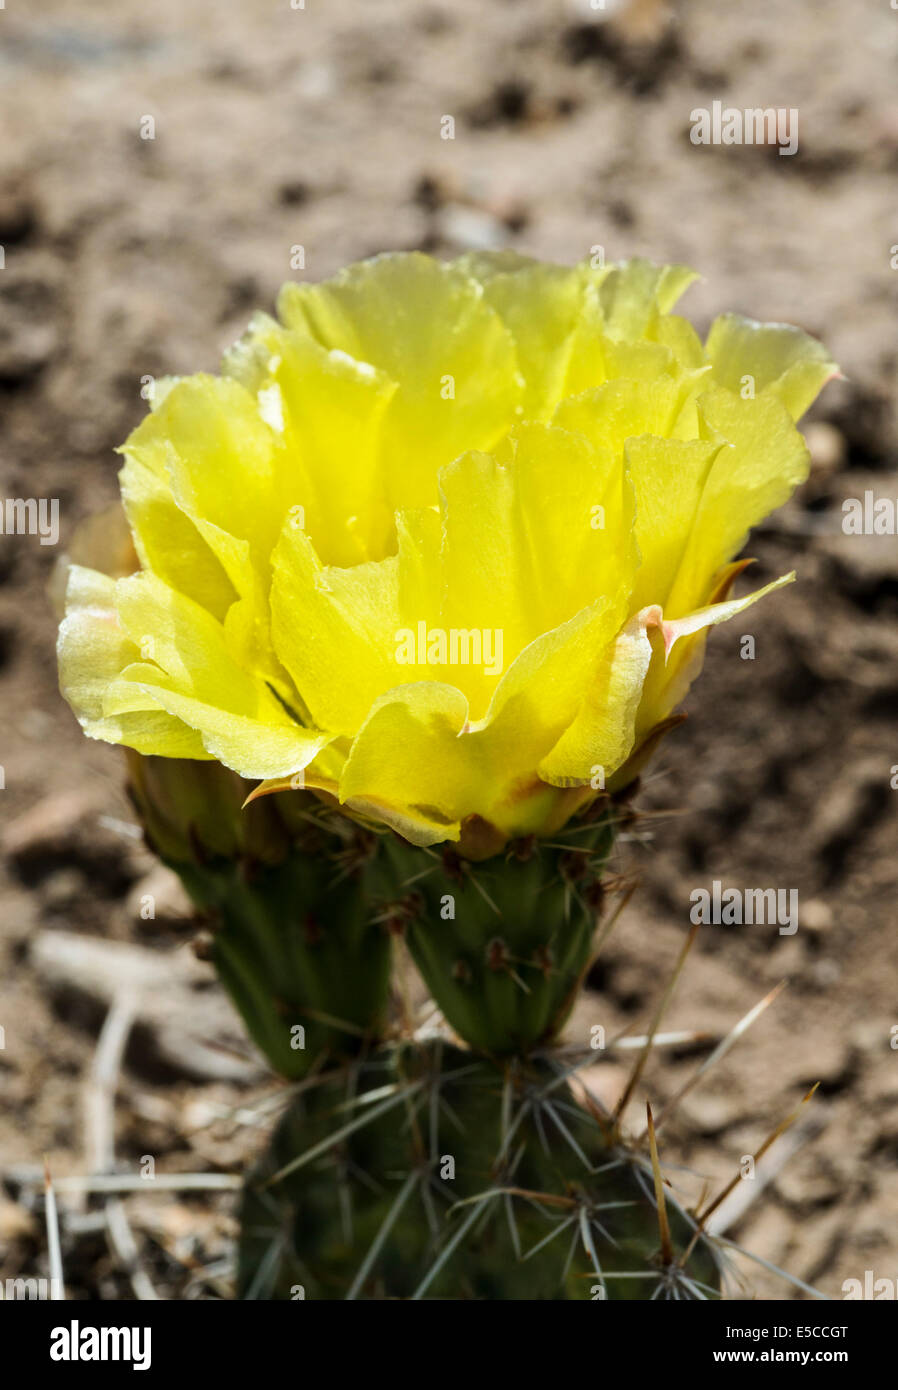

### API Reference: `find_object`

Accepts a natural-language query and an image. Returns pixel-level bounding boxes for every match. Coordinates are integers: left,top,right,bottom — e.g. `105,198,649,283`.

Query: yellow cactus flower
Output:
58,252,836,852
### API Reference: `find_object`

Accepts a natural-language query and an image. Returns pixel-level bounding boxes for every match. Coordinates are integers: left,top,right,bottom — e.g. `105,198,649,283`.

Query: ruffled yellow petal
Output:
339,682,473,844
459,254,699,414
121,374,284,560
625,436,723,613
552,372,702,457
499,422,636,632
396,506,443,629
454,252,594,420
593,258,698,341
119,375,286,680
705,313,838,422
226,316,398,564
539,607,657,786
107,676,326,780
277,252,522,505
339,597,626,841
119,451,235,624
651,314,706,369
108,572,325,778
270,522,400,736
476,600,627,791
436,425,636,715
57,566,208,757
666,386,809,617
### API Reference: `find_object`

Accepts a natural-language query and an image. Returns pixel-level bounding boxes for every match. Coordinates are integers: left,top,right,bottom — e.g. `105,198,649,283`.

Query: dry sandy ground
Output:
1,0,897,1298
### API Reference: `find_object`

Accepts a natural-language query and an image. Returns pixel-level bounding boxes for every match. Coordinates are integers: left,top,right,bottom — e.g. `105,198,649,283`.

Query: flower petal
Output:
339,682,472,844
539,607,658,785
227,314,399,564
271,522,400,736
108,572,325,777
277,253,523,503
666,385,809,617
705,313,838,421
594,258,698,341
625,436,724,612
552,372,702,456
122,374,284,561
436,425,636,714
57,566,208,757
454,252,594,420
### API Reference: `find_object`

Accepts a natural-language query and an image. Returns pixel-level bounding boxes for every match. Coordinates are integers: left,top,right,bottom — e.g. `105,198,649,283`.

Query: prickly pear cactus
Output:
237,1041,723,1301
56,252,837,1300
126,759,725,1300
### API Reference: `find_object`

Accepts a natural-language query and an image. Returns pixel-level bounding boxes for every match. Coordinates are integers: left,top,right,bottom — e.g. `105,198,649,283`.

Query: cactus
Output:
124,756,728,1299
56,252,837,1300
122,757,820,1302
371,805,617,1057
236,1040,723,1301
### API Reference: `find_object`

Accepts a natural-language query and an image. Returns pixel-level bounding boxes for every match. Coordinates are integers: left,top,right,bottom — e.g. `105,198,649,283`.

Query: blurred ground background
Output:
1,0,897,1299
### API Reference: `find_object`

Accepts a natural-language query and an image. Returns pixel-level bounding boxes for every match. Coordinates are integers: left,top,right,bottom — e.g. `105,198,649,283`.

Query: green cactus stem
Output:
126,754,393,1079
237,1039,723,1301
370,803,618,1057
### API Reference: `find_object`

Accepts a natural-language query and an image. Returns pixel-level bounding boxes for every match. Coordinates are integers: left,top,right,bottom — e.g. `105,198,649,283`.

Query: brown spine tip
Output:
486,937,510,972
